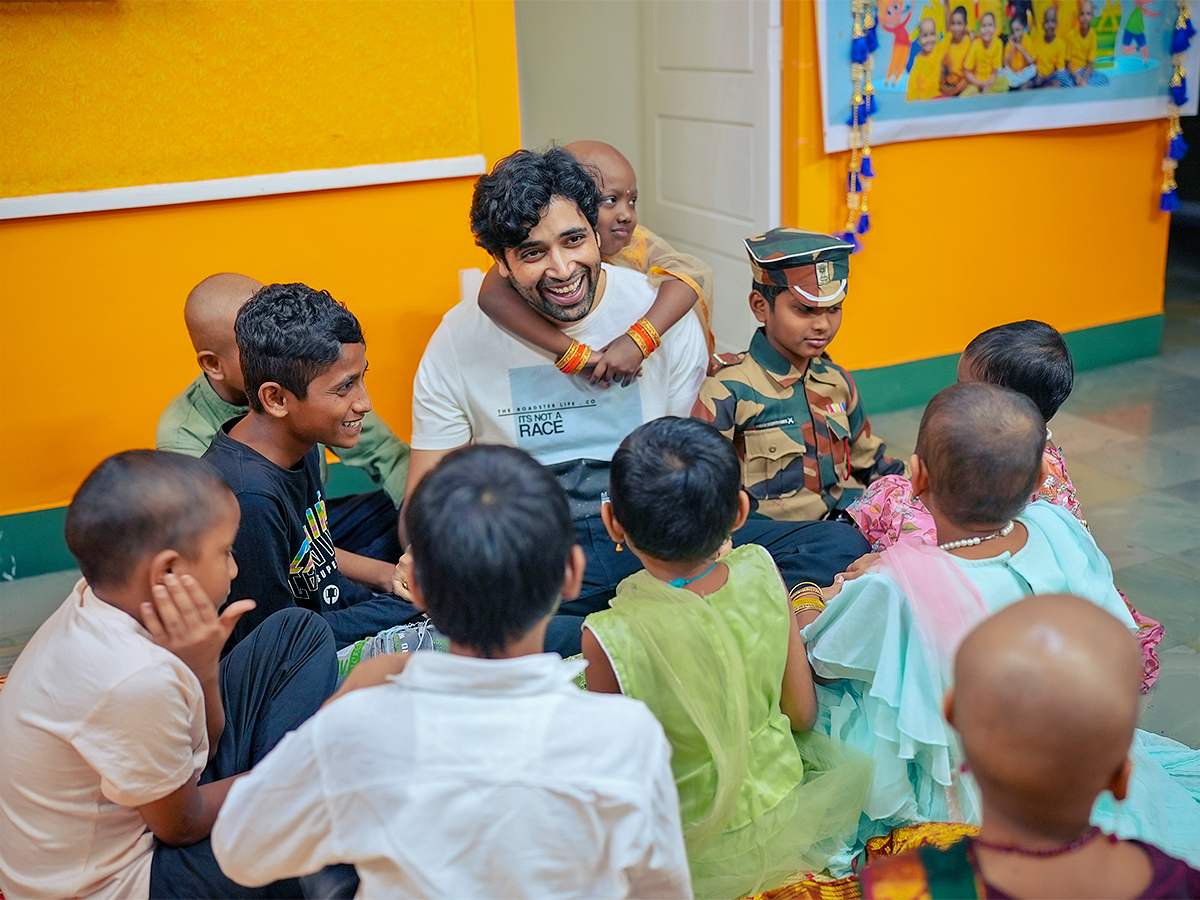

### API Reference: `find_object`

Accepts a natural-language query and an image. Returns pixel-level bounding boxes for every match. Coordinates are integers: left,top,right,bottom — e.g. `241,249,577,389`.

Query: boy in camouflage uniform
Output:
692,228,906,521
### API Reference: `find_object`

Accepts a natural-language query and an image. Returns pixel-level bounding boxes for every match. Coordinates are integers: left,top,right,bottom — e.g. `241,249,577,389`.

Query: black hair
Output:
404,445,574,657
470,148,600,257
753,281,788,311
962,320,1074,420
952,5,968,21
65,450,234,590
609,417,742,562
1010,8,1029,30
235,283,364,413
980,11,996,25
915,383,1046,527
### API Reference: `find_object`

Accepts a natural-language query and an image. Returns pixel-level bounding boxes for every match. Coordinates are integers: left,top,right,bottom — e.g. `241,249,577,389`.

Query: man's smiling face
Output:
495,195,603,324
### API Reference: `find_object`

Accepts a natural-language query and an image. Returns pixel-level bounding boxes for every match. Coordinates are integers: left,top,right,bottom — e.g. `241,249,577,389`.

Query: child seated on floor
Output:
476,139,715,384
582,417,871,898
212,444,692,899
847,319,1164,691
803,383,1200,867
156,272,409,562
862,595,1200,899
693,228,906,537
0,451,336,899
202,282,419,652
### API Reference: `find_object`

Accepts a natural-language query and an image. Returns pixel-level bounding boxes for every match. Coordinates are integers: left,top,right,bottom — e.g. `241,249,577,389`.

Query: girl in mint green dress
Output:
804,383,1200,868
582,418,871,898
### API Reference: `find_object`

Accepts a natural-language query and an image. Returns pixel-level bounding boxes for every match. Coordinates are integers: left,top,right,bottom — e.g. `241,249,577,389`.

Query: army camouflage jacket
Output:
692,328,906,521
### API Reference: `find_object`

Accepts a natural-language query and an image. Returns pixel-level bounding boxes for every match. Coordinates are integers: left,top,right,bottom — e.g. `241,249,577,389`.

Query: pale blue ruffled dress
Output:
802,500,1200,866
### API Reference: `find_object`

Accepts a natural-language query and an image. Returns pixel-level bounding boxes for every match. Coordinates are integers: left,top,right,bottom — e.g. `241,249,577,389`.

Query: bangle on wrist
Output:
626,317,662,359
555,339,593,374
789,582,826,616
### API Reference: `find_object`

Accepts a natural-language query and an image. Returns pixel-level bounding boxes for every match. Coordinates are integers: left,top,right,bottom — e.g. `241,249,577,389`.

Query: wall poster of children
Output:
817,0,1200,152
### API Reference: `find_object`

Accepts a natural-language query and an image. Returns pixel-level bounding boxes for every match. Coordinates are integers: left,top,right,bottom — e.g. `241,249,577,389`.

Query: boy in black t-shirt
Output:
203,283,419,651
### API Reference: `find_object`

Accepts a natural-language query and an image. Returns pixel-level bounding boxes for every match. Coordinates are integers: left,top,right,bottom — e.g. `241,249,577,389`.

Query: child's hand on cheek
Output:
142,573,255,683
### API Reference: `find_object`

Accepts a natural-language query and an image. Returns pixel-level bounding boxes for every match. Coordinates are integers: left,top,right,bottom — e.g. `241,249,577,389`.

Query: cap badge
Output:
815,261,834,286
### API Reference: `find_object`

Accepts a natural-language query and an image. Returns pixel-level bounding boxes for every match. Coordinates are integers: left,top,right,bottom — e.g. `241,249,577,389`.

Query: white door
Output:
639,0,782,354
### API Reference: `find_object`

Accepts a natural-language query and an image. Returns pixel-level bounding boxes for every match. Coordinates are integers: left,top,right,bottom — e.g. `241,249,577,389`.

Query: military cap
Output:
744,227,852,307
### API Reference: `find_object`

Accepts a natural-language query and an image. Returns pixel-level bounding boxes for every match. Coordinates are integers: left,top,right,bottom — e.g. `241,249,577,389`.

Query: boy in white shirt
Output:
0,451,335,899
213,444,693,898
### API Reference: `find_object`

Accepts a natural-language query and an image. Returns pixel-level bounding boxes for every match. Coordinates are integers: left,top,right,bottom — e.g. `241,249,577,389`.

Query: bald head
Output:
183,273,263,402
952,595,1140,835
564,141,633,189
184,273,263,357
915,382,1045,527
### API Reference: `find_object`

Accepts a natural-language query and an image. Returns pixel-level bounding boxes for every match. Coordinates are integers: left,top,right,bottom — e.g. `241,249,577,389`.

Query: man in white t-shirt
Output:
408,148,870,655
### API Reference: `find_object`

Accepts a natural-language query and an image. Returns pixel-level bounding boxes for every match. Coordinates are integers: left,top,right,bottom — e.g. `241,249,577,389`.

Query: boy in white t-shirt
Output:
0,451,335,899
213,444,693,899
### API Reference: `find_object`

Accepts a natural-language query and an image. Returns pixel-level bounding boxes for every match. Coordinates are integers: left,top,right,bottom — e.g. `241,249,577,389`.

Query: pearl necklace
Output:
937,520,1015,551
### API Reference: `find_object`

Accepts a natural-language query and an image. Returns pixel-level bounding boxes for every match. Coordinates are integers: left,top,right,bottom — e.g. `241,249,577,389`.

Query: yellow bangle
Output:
792,601,825,616
636,316,662,349
555,340,593,374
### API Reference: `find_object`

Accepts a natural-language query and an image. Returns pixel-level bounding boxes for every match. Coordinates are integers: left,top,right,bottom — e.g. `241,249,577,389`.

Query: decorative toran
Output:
1162,1,1194,211
837,0,879,252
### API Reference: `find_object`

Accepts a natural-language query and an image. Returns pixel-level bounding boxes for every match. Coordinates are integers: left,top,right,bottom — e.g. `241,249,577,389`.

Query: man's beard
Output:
518,264,599,324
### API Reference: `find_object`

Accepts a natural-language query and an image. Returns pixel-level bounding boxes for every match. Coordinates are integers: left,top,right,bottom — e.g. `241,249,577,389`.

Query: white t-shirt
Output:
0,582,207,900
412,264,707,468
212,651,693,899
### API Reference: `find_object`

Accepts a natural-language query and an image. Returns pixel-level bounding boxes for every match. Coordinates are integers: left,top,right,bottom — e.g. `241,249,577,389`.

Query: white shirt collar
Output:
392,651,586,697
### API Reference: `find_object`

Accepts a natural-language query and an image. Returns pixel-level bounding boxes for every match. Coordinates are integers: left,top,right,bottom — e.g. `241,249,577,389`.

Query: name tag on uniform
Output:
747,416,796,431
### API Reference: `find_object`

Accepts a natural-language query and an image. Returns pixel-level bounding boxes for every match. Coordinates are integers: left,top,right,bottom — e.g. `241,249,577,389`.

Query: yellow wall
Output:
782,0,1169,372
0,1,520,516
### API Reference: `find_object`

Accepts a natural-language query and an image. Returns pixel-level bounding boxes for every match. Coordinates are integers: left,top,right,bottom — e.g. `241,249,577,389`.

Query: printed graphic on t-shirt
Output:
504,364,644,464
289,493,339,604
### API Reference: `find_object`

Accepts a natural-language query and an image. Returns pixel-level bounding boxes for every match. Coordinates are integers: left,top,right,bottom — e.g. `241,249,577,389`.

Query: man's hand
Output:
142,573,254,683
596,334,645,387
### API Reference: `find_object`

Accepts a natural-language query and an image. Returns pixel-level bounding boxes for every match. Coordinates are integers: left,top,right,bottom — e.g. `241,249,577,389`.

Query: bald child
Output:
474,141,715,386
863,595,1200,899
156,273,410,560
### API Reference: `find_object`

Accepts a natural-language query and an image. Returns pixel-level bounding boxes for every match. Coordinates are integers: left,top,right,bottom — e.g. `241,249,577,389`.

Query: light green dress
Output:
585,544,871,897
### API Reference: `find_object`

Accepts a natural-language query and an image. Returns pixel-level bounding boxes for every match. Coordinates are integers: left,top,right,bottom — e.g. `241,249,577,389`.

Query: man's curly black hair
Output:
469,148,600,257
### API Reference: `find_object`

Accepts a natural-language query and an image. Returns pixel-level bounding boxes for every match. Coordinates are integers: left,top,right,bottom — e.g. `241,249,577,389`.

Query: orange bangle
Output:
636,317,662,349
626,317,662,359
555,340,592,374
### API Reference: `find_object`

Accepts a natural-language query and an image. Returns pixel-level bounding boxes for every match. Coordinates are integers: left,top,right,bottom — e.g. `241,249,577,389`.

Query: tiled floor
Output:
3,248,1198,752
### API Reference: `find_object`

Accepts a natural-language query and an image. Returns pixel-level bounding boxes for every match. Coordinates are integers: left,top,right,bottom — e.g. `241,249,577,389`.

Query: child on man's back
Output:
846,319,1165,691
803,383,1200,864
213,444,692,898
863,595,1200,898
582,417,871,898
0,450,335,899
476,140,715,384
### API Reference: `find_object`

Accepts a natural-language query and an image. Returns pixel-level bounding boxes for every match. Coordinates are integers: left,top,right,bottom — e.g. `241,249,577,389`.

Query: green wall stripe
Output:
0,315,1164,580
850,314,1163,415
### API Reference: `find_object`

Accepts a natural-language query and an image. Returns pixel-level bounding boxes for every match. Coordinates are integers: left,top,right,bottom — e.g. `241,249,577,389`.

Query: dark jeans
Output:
150,609,337,899
544,516,871,657
326,490,402,562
